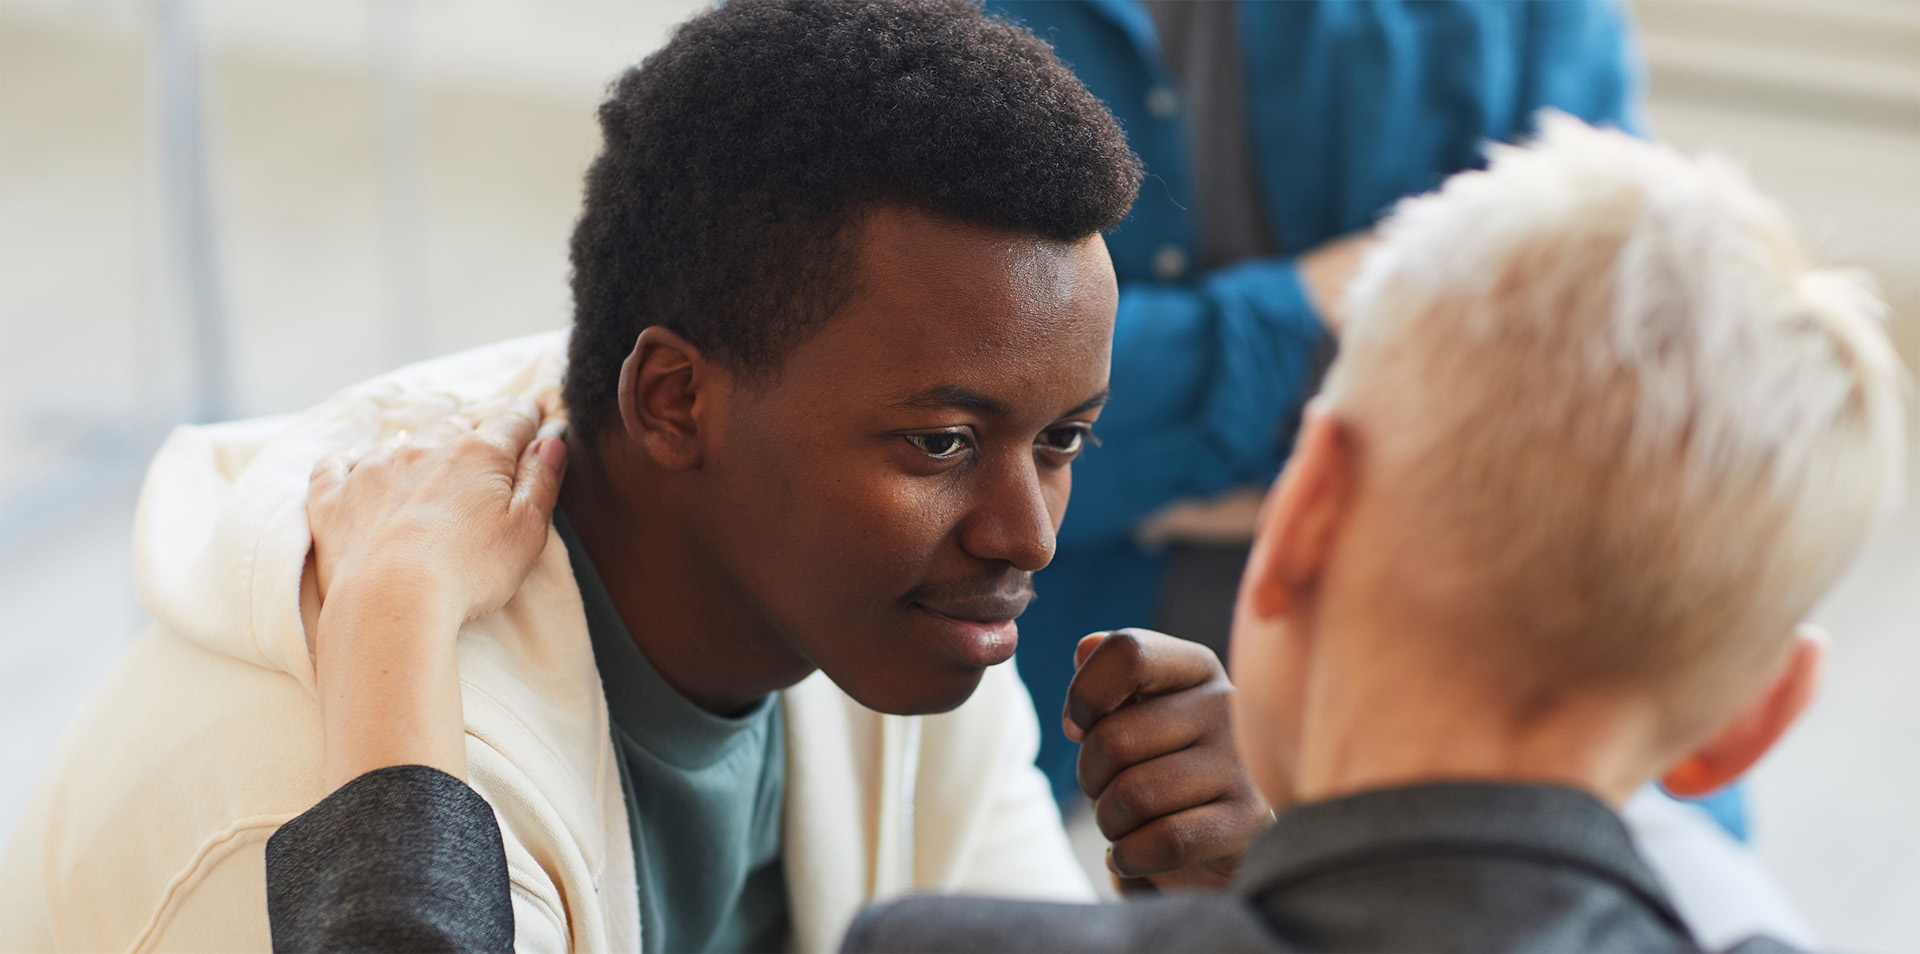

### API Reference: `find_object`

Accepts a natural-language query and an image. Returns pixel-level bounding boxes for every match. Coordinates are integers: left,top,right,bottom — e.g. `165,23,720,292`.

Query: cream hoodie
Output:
0,331,1094,953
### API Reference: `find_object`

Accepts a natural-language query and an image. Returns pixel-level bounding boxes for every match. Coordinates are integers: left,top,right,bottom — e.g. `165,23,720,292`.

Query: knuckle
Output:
1107,770,1157,823
1196,678,1235,711
1102,629,1148,673
474,432,520,460
1104,628,1146,655
1161,809,1204,846
1226,792,1268,831
1151,817,1202,868
1088,719,1147,770
1163,631,1224,675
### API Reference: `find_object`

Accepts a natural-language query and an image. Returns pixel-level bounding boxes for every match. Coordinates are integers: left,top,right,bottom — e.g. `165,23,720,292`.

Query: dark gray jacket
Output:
267,772,1804,954
841,783,1803,954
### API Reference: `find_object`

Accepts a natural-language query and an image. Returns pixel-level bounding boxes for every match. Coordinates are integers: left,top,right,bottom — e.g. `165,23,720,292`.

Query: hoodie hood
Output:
130,331,572,690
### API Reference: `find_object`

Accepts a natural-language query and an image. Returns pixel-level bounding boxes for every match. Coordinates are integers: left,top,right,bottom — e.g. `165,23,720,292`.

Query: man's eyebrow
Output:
1064,388,1111,417
893,384,1012,416
890,385,1111,418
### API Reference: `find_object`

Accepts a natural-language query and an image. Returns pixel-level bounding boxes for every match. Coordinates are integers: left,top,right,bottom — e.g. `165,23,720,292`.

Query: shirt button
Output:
1151,244,1188,280
1145,85,1179,119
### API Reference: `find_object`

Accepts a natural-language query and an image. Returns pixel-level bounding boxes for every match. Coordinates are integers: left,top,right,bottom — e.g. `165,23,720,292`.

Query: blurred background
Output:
1,1,1914,948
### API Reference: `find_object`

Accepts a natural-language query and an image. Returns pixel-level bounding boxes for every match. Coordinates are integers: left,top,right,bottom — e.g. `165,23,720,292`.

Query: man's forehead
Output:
767,205,1116,416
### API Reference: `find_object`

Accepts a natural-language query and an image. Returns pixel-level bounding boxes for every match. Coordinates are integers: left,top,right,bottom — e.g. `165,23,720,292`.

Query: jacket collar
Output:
1234,781,1691,937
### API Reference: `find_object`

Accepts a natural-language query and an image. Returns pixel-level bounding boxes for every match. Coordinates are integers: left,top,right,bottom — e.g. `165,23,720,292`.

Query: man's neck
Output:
559,440,816,716
1289,625,1665,809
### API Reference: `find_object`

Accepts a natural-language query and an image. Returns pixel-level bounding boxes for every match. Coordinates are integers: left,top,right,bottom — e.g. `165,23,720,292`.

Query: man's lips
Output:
913,590,1033,624
907,569,1036,621
910,582,1032,668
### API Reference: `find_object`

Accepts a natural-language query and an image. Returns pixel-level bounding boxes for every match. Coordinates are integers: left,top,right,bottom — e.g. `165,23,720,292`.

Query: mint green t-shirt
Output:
555,509,789,953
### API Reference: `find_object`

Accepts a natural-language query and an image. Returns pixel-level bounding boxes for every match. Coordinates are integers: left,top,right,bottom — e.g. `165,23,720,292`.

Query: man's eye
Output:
905,432,970,460
1038,425,1092,457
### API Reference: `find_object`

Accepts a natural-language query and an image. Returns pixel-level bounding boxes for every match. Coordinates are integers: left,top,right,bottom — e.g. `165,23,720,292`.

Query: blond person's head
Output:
1231,113,1907,807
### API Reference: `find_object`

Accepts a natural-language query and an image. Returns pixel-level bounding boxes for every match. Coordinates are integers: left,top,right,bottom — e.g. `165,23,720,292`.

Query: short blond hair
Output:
1322,113,1907,728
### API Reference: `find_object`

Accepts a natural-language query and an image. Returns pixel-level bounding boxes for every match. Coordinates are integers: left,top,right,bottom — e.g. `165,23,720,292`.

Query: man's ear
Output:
1661,625,1828,797
1245,401,1355,621
617,325,712,472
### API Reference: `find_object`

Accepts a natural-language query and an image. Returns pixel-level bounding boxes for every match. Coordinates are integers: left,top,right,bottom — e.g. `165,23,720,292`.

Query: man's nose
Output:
961,455,1058,572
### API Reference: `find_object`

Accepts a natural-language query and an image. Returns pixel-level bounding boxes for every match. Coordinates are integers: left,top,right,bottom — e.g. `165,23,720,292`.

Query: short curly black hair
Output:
563,0,1142,442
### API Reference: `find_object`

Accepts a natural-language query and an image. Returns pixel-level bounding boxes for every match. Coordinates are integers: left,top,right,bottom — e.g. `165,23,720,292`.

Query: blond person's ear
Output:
1661,624,1828,798
1245,402,1354,620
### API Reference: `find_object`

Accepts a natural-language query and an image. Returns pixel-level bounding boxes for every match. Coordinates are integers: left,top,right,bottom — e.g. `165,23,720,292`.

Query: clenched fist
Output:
1065,628,1271,891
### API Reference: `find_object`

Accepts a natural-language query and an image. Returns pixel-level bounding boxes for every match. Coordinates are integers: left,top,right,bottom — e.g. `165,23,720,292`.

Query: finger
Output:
308,452,352,494
1064,629,1223,736
1796,621,1832,648
511,437,568,520
1091,746,1234,843
1074,632,1108,669
1075,686,1223,797
473,397,540,459
536,415,570,444
1107,800,1247,880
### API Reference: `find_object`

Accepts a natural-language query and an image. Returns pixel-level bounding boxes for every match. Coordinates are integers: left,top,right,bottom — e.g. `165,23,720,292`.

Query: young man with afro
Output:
0,2,1270,950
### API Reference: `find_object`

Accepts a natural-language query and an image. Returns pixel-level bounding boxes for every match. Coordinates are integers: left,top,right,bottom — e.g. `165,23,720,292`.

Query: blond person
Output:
845,114,1906,952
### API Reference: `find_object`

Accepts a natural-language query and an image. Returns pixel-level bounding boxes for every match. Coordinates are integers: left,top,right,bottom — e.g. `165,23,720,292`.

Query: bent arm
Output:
1064,259,1328,548
268,400,566,950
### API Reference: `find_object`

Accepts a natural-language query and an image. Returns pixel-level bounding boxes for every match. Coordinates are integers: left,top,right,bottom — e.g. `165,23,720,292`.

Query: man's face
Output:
695,206,1116,714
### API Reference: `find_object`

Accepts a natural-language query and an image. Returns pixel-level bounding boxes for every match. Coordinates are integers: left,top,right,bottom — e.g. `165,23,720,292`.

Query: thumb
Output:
512,437,568,521
1075,632,1109,670
1062,632,1111,744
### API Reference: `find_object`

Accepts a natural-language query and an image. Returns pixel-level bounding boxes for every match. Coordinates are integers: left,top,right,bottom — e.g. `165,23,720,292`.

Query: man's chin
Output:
832,664,990,716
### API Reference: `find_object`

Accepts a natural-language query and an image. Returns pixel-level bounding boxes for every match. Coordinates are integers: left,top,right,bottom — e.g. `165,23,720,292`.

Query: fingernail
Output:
537,437,568,471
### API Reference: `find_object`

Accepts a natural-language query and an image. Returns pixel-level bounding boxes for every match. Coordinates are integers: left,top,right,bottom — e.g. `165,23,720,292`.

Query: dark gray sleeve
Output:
840,894,1290,954
266,765,514,953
